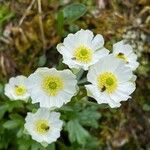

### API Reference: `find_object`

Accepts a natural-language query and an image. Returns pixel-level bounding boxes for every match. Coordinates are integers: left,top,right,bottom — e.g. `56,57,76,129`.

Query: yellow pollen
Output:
97,72,117,93
14,85,26,96
35,120,49,134
106,77,114,86
116,53,128,63
74,45,93,63
42,75,64,96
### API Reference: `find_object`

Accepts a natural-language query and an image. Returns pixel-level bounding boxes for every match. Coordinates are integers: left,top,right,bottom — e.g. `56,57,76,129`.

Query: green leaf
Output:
0,104,9,119
71,68,80,75
0,4,15,36
0,83,4,94
3,113,24,129
7,100,24,112
18,138,31,150
3,120,20,129
38,54,47,67
143,104,150,111
41,142,49,148
57,10,64,36
78,106,101,128
65,119,90,145
17,128,24,138
63,3,87,22
76,69,84,81
46,143,55,150
69,24,79,33
9,113,24,125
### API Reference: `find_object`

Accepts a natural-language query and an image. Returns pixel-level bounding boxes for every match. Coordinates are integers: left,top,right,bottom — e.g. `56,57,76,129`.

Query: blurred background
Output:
0,0,149,149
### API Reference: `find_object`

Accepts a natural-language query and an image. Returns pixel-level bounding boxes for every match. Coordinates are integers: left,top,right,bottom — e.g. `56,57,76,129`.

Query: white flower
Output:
26,67,77,108
112,40,139,70
4,75,30,101
85,55,136,108
57,29,109,70
24,108,63,144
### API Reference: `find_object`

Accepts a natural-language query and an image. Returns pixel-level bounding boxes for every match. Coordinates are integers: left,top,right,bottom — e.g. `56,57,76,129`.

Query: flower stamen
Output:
42,75,64,96
35,120,50,134
97,72,117,93
74,45,93,63
14,85,26,96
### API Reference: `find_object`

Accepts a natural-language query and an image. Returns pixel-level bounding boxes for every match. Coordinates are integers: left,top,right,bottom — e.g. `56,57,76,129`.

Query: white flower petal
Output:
127,61,139,71
86,55,137,108
130,74,137,82
85,84,101,101
91,34,104,50
110,91,130,102
27,67,77,108
107,98,121,108
4,75,30,101
62,57,80,69
86,85,106,104
57,43,73,57
113,41,139,71
87,66,99,85
128,52,137,61
113,40,133,55
74,29,94,45
24,108,63,144
114,65,133,83
63,33,77,50
94,47,109,56
60,69,77,93
86,84,121,108
56,29,107,70
88,55,121,78
117,82,136,96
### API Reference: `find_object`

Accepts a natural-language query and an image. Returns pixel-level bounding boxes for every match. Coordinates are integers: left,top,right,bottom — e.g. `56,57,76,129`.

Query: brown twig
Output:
0,54,6,76
19,0,36,26
0,37,11,44
37,0,46,50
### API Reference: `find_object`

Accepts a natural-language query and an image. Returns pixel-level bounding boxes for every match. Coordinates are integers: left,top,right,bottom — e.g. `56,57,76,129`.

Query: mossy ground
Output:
0,0,149,149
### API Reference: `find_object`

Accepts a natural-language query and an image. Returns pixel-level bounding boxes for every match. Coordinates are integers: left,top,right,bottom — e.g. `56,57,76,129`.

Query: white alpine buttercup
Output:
85,55,136,108
26,67,77,108
112,40,139,70
57,29,109,70
24,108,63,144
4,75,30,101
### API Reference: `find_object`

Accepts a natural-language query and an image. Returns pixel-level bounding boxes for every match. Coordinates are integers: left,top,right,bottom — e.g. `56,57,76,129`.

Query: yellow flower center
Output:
74,45,93,63
116,53,128,63
42,75,64,96
97,72,118,93
14,85,27,96
35,120,49,134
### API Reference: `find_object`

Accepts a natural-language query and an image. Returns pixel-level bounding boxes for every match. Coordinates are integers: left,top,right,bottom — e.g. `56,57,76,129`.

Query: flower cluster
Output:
4,29,139,146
